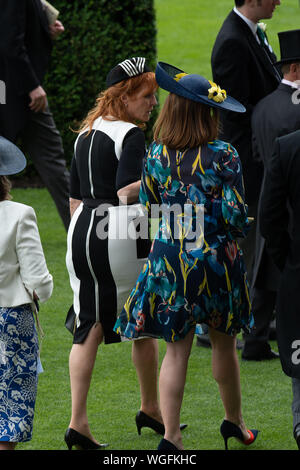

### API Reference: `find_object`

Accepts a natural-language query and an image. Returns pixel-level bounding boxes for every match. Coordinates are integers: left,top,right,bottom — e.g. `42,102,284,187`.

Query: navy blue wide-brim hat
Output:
0,136,27,176
155,62,246,113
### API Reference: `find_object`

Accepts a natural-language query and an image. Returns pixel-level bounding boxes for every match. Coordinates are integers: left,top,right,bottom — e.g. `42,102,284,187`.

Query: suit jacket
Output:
260,130,300,378
211,10,280,205
0,0,53,141
251,83,300,289
0,200,53,307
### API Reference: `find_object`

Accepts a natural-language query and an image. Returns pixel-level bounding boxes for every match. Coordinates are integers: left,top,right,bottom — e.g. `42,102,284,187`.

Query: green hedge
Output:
44,0,157,166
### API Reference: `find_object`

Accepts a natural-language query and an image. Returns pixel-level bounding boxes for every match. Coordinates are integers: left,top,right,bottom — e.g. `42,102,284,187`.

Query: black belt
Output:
82,198,119,209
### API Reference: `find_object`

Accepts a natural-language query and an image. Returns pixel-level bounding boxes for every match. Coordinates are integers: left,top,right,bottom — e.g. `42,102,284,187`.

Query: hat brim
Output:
275,56,300,67
0,137,27,176
156,62,246,113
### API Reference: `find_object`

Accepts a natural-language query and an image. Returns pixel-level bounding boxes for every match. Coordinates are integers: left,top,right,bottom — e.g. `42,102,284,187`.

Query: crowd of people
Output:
0,0,300,452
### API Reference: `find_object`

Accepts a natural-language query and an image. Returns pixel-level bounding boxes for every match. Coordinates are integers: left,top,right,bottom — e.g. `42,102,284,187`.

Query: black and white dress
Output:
65,117,150,344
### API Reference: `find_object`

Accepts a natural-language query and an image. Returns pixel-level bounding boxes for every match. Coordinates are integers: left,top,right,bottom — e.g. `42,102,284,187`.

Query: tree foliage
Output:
44,0,157,163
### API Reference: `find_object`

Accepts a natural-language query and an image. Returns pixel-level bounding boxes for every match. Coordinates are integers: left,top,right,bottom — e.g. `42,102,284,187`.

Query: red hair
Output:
77,72,157,134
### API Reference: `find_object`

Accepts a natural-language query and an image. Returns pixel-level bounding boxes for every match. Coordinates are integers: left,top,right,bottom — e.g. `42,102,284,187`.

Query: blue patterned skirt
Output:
0,304,39,442
115,238,253,343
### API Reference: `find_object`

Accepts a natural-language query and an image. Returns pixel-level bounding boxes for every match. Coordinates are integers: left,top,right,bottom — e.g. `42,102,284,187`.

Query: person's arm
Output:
69,154,82,217
220,144,250,238
16,206,53,303
117,181,141,205
139,144,161,210
30,19,65,110
0,0,39,92
116,127,145,204
0,0,48,111
212,37,253,122
259,139,290,270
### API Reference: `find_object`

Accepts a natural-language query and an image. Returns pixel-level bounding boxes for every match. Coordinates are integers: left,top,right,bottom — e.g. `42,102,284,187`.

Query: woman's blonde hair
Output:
153,93,220,150
77,72,157,134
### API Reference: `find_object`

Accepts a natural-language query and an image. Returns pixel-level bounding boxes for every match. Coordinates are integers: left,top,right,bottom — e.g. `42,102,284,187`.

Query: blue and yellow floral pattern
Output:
115,140,253,342
0,305,39,442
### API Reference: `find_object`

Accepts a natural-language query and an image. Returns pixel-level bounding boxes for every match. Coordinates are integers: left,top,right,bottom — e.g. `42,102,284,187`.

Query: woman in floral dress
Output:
115,62,258,450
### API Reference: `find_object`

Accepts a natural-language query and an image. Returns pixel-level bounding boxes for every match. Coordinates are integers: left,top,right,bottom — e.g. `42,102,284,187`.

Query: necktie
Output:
256,26,266,47
256,26,281,82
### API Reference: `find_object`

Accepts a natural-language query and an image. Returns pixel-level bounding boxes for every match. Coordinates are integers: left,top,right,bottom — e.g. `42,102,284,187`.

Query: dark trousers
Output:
243,288,277,356
238,200,277,356
20,105,70,230
292,378,300,431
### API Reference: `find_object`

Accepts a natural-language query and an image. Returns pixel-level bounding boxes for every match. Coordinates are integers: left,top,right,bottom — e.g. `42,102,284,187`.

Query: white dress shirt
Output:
233,7,273,52
233,7,260,42
281,78,300,89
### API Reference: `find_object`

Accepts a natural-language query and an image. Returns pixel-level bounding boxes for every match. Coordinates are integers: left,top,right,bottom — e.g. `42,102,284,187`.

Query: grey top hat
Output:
0,136,27,176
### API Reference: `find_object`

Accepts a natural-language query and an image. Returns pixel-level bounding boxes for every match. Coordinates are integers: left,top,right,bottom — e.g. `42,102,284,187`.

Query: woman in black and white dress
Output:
64,58,159,449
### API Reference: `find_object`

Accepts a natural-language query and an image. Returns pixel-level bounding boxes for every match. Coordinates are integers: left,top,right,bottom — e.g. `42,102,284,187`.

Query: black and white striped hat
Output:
106,57,151,87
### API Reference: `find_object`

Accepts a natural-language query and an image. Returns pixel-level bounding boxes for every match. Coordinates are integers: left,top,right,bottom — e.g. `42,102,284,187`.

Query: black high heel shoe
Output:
64,428,109,450
135,410,187,435
220,419,259,450
157,438,179,451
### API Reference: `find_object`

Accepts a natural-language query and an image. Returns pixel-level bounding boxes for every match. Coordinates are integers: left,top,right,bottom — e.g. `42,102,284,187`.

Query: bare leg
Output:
208,327,250,440
132,338,161,422
68,323,103,443
0,442,17,450
159,328,195,449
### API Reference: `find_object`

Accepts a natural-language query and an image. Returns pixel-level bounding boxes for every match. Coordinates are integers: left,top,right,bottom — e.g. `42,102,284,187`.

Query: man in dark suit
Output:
0,0,70,230
260,130,300,449
249,29,300,362
210,0,281,360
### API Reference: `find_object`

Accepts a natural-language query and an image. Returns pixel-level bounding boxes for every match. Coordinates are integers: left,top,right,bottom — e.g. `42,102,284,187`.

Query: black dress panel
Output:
66,118,145,344
70,123,145,201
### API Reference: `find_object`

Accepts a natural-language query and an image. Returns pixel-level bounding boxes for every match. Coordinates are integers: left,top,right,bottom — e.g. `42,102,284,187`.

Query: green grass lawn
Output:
155,0,300,104
10,189,296,451
9,0,300,451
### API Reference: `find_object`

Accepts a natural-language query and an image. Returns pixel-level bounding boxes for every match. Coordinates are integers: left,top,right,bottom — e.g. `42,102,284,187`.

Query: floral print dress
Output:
114,140,254,342
0,305,39,442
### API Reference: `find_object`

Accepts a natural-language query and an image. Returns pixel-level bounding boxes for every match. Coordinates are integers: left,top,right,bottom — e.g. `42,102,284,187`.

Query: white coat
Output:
0,200,53,307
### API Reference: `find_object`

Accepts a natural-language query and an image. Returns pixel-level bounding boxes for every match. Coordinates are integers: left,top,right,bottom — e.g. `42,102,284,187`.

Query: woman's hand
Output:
117,181,141,205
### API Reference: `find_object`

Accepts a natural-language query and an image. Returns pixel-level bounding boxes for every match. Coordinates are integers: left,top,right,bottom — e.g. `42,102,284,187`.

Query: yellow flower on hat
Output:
208,80,227,103
174,72,188,82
